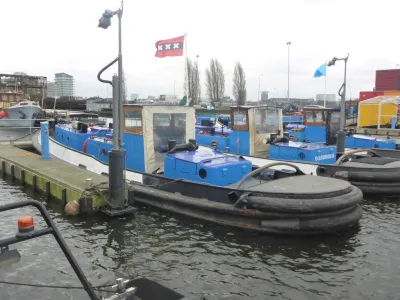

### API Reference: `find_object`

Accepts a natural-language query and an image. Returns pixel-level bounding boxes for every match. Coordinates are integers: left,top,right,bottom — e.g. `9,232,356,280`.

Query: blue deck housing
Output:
196,133,230,151
54,125,110,151
164,149,252,186
54,125,146,172
288,126,326,143
345,135,396,150
269,142,337,164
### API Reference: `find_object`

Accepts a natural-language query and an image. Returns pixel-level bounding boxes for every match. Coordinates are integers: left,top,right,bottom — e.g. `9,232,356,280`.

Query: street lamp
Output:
196,55,200,103
327,54,349,153
96,0,134,217
287,41,291,101
258,74,263,105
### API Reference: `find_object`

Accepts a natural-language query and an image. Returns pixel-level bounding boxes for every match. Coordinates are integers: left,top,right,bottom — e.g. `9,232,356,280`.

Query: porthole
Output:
199,168,207,179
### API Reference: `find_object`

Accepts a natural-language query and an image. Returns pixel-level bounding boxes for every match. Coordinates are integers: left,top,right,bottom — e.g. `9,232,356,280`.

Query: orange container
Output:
383,90,400,96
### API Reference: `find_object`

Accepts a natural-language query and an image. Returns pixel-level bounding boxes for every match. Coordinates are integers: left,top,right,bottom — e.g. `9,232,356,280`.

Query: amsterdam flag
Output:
155,35,185,58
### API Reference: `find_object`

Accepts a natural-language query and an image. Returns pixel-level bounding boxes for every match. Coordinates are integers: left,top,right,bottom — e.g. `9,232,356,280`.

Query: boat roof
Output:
230,105,280,109
303,107,340,111
123,104,194,107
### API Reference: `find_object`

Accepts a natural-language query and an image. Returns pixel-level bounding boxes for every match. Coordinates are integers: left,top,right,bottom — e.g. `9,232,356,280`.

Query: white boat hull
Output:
33,132,144,183
33,132,321,183
0,101,41,127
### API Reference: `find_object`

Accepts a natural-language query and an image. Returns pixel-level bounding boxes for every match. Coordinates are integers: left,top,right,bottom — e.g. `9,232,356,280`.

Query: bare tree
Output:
205,59,225,107
184,58,200,106
233,61,246,105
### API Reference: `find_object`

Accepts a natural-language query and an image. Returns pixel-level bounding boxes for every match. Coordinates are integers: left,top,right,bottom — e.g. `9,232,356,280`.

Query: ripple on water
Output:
1,181,400,299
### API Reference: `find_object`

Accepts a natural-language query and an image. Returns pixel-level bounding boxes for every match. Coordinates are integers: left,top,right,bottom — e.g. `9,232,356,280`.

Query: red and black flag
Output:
155,35,185,58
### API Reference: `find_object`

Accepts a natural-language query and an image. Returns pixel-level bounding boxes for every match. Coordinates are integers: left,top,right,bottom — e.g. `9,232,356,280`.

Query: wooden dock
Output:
0,145,116,213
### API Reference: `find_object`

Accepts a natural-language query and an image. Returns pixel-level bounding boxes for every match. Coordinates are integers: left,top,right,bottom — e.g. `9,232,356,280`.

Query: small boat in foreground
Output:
33,104,363,236
0,200,202,300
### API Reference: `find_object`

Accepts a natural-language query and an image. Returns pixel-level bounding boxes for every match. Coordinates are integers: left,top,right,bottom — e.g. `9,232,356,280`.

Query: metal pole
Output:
336,55,348,153
112,75,119,150
258,74,261,105
103,4,132,216
118,10,124,148
340,58,347,131
287,42,291,102
324,66,327,108
196,55,199,104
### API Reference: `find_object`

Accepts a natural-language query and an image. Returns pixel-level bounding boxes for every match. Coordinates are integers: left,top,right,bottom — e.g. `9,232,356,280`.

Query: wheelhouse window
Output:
233,111,247,125
153,113,186,128
153,113,187,167
124,109,142,133
305,110,326,124
255,108,279,133
232,110,249,131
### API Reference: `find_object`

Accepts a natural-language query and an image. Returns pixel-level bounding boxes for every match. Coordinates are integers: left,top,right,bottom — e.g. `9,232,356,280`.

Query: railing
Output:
0,118,54,144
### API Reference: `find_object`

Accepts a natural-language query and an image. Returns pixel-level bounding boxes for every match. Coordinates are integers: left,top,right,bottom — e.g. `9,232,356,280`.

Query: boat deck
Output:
0,144,112,211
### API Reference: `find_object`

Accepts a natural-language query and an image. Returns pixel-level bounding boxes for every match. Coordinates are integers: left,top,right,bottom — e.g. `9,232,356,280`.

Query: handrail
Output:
97,58,119,86
0,200,100,300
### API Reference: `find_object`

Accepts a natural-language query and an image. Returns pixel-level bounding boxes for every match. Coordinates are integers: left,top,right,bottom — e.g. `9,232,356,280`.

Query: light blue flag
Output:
313,63,327,78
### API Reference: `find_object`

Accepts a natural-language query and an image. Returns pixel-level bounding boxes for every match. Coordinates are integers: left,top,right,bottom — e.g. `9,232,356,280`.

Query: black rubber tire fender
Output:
260,205,363,233
245,185,362,213
338,170,400,183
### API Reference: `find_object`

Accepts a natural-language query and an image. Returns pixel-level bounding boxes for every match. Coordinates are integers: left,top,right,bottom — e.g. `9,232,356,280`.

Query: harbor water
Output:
0,178,400,300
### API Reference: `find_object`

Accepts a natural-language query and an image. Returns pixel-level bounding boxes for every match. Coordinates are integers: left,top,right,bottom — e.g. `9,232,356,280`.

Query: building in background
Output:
360,68,400,101
0,73,46,101
130,93,139,101
55,73,75,98
315,94,337,107
86,97,113,112
159,94,178,103
315,94,336,102
261,91,269,104
261,97,315,108
47,81,56,98
375,69,400,91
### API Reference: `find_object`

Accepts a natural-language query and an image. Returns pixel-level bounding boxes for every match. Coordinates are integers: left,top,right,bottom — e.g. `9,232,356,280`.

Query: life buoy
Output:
83,140,88,153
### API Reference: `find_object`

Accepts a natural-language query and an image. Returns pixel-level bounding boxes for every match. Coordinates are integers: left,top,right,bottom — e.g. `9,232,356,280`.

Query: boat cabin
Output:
121,104,195,173
93,104,251,185
286,107,397,150
197,106,283,156
286,107,341,144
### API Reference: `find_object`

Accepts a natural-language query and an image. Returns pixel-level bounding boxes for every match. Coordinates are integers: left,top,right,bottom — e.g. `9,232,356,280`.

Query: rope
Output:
79,181,114,207
0,280,114,292
126,178,184,189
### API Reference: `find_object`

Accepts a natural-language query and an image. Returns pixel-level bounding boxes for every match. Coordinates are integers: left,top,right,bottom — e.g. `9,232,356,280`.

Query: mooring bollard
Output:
40,121,50,160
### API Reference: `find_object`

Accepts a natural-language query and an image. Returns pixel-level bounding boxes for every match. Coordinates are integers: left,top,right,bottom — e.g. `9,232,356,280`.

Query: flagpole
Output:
324,60,327,108
184,33,188,106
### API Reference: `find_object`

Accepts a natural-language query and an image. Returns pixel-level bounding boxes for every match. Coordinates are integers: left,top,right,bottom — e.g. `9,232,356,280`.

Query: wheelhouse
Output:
122,104,195,173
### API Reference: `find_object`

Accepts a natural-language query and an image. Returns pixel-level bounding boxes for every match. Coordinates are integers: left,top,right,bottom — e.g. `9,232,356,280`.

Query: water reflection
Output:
1,180,400,299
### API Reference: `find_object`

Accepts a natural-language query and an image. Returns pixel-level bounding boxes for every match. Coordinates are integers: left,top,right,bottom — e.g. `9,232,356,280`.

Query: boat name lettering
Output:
315,153,335,161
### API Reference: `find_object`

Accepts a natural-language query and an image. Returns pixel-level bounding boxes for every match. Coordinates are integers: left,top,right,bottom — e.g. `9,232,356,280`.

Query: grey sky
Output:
1,0,398,100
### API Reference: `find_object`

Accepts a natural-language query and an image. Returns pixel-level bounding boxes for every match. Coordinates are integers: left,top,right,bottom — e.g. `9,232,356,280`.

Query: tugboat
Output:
285,106,398,150
191,105,400,197
32,104,362,235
